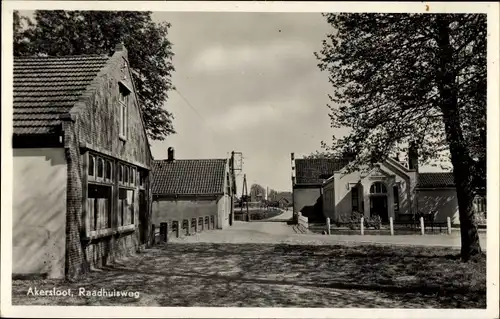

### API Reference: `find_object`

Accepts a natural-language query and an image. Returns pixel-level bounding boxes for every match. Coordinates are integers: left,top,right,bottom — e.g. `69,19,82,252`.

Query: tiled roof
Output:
417,172,455,188
294,158,349,185
13,55,110,135
152,159,228,195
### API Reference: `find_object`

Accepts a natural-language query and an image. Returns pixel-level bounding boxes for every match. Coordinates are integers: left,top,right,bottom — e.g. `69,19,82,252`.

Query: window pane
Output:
124,104,127,137
88,155,94,176
106,161,112,179
88,184,111,230
124,166,128,183
97,158,103,178
118,164,122,182
131,168,135,184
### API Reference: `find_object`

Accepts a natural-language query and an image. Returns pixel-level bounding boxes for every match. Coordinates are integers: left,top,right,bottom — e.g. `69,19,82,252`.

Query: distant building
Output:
152,148,236,230
12,44,152,279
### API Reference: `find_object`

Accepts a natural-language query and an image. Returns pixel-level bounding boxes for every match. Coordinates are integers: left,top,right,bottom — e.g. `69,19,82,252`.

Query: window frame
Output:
118,84,130,141
393,185,400,214
351,186,359,212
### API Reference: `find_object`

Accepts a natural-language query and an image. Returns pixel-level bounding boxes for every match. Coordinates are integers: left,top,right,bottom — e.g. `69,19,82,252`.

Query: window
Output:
474,196,486,216
118,188,135,226
351,186,359,212
87,184,112,231
131,167,135,185
124,166,129,184
106,161,112,180
88,155,95,176
118,164,123,182
97,158,104,178
119,86,129,139
370,182,387,194
393,186,400,213
139,170,145,187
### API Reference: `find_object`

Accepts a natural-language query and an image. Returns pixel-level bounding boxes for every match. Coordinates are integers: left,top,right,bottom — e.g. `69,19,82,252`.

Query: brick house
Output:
152,148,236,230
12,44,153,279
291,149,486,225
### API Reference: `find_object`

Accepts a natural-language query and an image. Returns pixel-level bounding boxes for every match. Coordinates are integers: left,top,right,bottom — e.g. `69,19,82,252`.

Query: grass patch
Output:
12,243,485,308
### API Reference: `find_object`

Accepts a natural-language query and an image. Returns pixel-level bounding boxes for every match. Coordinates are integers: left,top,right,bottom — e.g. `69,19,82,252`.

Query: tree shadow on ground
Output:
12,243,486,308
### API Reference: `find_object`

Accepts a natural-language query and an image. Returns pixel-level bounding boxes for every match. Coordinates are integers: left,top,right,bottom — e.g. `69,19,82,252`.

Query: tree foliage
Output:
316,13,486,260
13,10,176,141
249,183,266,201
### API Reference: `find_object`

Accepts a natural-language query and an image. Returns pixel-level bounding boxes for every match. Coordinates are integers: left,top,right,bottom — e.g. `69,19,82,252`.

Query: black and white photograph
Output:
1,1,499,318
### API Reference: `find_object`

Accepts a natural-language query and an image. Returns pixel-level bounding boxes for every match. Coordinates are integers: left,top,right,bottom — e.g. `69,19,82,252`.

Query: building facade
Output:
292,151,486,225
12,44,152,279
152,148,236,230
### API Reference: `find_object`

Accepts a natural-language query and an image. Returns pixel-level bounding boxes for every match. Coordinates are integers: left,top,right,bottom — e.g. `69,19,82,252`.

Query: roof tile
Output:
152,159,228,195
13,54,110,136
295,158,349,185
417,172,455,188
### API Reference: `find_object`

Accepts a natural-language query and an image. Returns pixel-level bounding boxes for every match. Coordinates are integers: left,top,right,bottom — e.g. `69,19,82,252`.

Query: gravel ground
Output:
12,243,485,308
170,220,487,251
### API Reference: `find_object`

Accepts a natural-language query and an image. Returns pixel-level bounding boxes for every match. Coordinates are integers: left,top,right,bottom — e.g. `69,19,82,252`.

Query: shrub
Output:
364,215,382,229
475,212,486,225
347,211,363,229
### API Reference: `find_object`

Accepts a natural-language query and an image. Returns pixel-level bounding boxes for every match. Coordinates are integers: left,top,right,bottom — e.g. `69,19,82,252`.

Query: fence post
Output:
194,218,198,233
447,217,452,235
389,217,394,236
151,224,156,245
420,216,425,235
326,217,331,235
160,222,168,243
360,217,364,235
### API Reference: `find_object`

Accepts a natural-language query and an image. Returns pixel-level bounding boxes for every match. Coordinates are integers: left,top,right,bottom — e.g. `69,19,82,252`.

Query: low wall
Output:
297,212,309,232
153,214,218,244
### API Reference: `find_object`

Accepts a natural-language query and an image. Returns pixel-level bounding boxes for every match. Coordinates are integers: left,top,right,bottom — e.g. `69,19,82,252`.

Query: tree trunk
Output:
436,16,481,261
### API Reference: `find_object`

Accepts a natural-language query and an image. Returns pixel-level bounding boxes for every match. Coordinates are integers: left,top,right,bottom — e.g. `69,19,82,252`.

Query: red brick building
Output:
12,44,153,279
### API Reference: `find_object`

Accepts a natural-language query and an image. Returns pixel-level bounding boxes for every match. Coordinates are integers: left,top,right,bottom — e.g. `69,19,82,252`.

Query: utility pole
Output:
241,174,250,221
229,151,235,226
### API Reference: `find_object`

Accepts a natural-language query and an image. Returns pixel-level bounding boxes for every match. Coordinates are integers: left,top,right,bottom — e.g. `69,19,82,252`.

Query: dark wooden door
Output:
370,196,388,222
139,190,148,244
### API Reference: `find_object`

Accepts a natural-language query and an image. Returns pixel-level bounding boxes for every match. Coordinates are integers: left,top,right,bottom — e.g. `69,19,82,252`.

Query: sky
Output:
150,12,343,192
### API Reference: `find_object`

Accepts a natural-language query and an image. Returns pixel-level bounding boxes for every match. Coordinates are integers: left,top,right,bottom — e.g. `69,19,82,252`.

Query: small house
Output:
152,148,236,230
291,147,486,225
12,44,152,279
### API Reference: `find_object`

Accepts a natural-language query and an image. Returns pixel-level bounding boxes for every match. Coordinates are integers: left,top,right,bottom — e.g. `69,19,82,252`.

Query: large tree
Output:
13,10,175,141
315,13,486,261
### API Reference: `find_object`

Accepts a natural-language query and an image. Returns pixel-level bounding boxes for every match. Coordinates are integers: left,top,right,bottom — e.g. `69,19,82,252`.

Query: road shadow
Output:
12,243,486,308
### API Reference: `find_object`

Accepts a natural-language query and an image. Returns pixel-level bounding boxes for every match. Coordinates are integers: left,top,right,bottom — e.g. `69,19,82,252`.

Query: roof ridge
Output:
15,54,109,59
154,158,227,161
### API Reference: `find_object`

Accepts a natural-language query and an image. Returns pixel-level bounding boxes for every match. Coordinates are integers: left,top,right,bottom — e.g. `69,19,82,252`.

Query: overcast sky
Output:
18,10,447,193
150,12,343,192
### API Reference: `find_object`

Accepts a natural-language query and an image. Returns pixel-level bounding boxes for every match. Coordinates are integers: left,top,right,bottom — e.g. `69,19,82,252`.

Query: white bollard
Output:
447,217,452,235
360,217,364,235
326,217,331,235
420,216,425,235
389,217,394,236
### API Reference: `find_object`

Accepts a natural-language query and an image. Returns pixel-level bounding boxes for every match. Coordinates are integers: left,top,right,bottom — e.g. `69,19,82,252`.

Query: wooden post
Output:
326,217,331,235
389,217,394,236
420,216,425,235
160,222,168,243
360,217,364,235
447,217,452,235
175,221,180,238
151,224,156,245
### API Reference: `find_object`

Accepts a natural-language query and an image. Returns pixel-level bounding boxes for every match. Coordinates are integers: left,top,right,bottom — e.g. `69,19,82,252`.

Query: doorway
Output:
370,196,388,222
139,190,148,245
